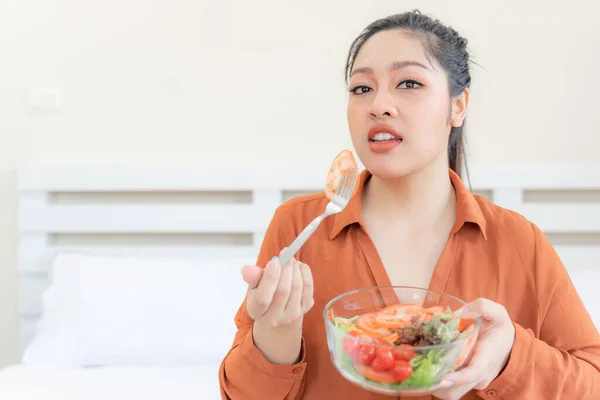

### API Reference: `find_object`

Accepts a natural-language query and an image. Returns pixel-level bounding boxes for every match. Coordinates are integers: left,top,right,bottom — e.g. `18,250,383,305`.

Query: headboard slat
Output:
16,164,600,355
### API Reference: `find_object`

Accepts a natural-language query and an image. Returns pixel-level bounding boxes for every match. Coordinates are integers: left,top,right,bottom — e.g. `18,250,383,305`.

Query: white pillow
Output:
22,252,253,367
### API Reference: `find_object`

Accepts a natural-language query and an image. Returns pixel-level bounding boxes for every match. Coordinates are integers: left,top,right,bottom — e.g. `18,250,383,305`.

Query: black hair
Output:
345,10,472,177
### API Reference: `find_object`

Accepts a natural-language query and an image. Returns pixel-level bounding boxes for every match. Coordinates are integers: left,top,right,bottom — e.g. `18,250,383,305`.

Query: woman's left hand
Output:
431,298,516,400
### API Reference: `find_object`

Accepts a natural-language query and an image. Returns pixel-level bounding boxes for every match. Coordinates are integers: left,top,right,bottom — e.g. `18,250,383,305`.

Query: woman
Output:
218,10,600,400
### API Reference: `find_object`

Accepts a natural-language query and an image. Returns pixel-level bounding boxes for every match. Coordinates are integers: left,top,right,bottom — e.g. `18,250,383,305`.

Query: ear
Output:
450,88,470,128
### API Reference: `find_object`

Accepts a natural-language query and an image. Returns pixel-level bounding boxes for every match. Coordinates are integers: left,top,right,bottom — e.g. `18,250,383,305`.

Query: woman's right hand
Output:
241,250,315,328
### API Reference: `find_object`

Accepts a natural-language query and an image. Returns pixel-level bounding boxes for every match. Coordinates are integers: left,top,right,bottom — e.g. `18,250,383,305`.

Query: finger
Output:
261,256,295,325
241,265,263,288
278,247,296,268
455,298,506,322
442,346,490,387
299,262,314,313
431,382,475,400
281,262,303,323
473,377,494,390
247,257,281,317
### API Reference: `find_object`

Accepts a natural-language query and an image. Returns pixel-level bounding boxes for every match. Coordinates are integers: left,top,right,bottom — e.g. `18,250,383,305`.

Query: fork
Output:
278,167,359,267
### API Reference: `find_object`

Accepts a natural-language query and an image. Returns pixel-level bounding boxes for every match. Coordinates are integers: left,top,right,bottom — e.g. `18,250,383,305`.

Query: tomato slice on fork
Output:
325,149,359,200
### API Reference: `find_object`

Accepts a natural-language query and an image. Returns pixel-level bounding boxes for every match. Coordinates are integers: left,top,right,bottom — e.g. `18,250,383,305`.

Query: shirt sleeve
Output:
477,222,600,399
218,204,308,400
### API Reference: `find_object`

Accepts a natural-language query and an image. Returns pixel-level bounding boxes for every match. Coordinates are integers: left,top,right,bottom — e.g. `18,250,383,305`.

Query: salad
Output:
328,303,477,393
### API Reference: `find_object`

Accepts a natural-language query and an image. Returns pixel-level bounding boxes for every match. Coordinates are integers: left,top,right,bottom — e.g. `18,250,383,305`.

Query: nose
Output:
368,90,398,119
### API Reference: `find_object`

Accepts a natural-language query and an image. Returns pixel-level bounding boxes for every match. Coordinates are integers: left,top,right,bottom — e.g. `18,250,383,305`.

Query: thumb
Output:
241,265,263,288
454,298,506,322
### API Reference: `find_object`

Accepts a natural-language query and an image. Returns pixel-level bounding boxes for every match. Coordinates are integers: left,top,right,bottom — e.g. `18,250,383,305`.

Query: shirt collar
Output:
329,168,487,240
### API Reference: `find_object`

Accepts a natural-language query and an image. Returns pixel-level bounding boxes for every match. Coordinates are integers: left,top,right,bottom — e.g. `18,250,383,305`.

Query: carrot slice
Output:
356,312,391,337
325,150,359,200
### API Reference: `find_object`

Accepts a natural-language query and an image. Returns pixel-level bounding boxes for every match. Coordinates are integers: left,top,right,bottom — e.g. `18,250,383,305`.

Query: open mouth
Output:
367,125,403,153
368,133,403,143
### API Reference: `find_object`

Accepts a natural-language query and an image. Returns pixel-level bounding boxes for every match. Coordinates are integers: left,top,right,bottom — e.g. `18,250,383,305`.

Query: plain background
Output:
0,0,599,367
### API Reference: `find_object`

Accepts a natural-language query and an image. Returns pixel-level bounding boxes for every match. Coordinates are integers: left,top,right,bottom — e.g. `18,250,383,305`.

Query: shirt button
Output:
486,389,497,397
292,367,302,374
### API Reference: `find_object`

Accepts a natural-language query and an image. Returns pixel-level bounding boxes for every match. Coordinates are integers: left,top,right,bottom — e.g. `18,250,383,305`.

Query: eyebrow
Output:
350,60,431,77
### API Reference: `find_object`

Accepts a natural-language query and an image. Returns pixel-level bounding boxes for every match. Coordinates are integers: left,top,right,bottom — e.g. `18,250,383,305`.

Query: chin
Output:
360,154,424,181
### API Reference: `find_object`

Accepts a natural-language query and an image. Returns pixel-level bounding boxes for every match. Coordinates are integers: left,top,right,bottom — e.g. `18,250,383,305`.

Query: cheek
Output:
405,98,451,143
347,102,365,136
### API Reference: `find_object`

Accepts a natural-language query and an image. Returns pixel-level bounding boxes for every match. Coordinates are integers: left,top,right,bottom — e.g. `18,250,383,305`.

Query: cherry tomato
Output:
343,336,360,357
375,348,395,370
370,358,388,372
390,360,413,382
392,344,415,361
342,330,370,359
357,345,376,366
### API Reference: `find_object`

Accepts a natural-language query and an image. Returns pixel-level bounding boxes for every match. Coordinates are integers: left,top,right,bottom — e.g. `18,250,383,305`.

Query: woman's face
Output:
347,29,468,179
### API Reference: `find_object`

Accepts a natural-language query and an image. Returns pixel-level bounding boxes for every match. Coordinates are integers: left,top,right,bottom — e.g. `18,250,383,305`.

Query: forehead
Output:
352,29,433,71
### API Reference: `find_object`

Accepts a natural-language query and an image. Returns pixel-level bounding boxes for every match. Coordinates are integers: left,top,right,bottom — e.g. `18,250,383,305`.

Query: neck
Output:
362,162,456,230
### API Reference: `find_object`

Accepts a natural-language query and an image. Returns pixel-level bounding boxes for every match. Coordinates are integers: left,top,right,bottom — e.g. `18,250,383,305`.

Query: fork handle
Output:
278,213,326,267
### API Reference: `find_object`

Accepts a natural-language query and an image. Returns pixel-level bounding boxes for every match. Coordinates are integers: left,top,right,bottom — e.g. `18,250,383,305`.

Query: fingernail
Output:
454,306,469,316
269,256,280,270
438,379,454,389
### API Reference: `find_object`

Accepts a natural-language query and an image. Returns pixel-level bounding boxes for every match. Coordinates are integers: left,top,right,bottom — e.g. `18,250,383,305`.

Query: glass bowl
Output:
323,286,481,396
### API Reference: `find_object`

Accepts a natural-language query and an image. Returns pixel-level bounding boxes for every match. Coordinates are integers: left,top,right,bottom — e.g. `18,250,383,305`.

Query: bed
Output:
1,163,599,399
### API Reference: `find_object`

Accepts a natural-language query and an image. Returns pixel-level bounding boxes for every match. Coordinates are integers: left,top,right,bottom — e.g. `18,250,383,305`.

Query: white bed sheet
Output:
0,363,222,400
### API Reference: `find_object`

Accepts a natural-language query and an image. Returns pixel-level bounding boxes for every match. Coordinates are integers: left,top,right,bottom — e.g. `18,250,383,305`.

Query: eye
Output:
398,79,423,89
350,85,372,95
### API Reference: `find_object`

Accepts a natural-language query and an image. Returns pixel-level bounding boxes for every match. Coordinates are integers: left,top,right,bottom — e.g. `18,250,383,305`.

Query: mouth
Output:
368,125,403,143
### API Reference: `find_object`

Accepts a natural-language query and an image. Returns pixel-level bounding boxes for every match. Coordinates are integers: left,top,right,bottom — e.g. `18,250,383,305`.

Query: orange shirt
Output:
219,169,600,399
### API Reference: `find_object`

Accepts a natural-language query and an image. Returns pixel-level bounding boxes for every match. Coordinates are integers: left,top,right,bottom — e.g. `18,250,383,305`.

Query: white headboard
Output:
17,163,600,354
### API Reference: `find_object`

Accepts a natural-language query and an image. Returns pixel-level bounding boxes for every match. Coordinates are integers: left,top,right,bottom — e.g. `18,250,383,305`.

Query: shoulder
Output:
476,196,535,238
268,192,330,233
474,195,553,266
256,192,329,266
278,192,329,214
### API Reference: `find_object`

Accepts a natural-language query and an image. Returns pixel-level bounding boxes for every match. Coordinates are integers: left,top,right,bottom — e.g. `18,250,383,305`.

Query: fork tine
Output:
334,172,347,196
349,168,358,196
339,168,357,199
344,169,355,195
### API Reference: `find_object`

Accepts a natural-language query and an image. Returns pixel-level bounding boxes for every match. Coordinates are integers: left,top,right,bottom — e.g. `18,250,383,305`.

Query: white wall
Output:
0,0,599,367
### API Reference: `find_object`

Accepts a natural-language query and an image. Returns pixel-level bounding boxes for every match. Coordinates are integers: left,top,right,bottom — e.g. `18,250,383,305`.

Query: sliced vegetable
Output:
356,312,391,337
331,301,479,392
373,304,420,329
353,363,401,384
454,323,478,368
325,150,359,200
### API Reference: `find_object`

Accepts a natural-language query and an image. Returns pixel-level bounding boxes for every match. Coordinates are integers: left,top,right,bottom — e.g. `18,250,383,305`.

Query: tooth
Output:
373,133,395,141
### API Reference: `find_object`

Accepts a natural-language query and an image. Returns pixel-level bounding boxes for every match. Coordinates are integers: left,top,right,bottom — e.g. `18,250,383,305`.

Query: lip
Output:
368,125,403,141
